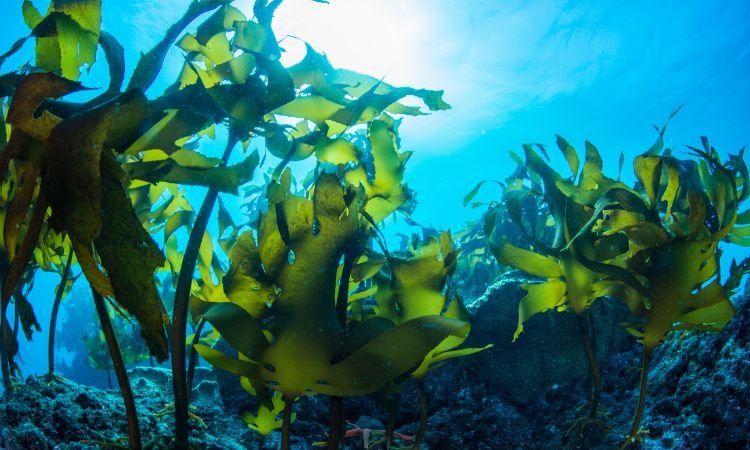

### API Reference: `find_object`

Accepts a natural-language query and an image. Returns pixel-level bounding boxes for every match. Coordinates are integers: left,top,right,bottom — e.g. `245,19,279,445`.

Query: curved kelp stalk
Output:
47,249,74,376
168,0,297,443
280,393,295,450
91,288,142,450
414,378,429,449
171,136,250,448
577,312,601,421
186,316,208,403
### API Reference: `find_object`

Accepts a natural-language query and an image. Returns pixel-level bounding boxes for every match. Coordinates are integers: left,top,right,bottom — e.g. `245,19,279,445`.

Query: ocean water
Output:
0,0,749,449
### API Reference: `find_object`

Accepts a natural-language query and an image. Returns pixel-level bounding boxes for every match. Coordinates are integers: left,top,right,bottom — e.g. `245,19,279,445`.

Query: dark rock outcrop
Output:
460,271,634,401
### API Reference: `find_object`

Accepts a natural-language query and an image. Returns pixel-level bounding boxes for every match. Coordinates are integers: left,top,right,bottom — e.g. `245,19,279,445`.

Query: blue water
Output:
1,0,749,384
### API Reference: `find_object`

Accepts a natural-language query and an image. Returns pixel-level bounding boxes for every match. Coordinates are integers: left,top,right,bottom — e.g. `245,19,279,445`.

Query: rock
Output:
0,367,249,450
460,271,635,402
631,294,750,449
1,423,50,450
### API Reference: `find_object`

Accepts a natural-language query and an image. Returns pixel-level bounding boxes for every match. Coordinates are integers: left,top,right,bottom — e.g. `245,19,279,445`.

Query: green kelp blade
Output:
724,257,750,295
347,286,377,303
0,36,30,71
350,253,386,282
488,240,562,278
633,155,662,208
727,149,748,202
272,95,343,125
123,109,212,156
641,104,684,157
194,343,262,380
578,141,605,191
264,121,321,161
289,43,449,113
678,280,734,330
322,316,470,397
241,391,289,436
555,135,580,178
514,280,566,341
410,295,492,378
341,317,396,355
727,233,750,246
556,141,629,207
565,187,654,249
639,240,725,350
202,302,269,361
44,99,110,244
462,180,503,207
24,0,102,80
97,31,126,93
4,161,40,261
127,0,228,92
660,157,681,217
389,254,450,321
415,344,493,378
163,210,196,244
168,148,223,168
195,5,246,45
124,151,259,195
314,137,360,166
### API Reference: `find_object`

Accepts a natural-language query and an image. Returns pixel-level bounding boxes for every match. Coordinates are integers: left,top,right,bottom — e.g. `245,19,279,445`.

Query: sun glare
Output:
240,0,426,87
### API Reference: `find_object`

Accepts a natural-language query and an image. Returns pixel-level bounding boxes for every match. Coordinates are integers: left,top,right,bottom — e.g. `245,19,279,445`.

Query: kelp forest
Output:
0,0,748,449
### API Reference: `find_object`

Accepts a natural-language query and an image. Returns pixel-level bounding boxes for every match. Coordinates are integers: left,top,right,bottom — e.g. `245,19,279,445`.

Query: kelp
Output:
196,187,488,448
480,125,749,447
240,377,295,440
197,175,470,397
22,0,102,81
0,0,338,447
360,232,490,449
0,0,474,448
195,175,473,449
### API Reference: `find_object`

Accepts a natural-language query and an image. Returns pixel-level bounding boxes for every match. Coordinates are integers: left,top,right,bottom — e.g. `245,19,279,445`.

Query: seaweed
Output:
0,0,457,448
479,138,632,427
365,232,492,448
195,174,471,448
0,2,469,450
479,122,749,447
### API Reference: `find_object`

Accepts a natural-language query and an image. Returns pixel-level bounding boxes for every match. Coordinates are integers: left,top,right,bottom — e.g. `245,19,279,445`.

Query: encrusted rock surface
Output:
460,271,634,401
0,367,256,450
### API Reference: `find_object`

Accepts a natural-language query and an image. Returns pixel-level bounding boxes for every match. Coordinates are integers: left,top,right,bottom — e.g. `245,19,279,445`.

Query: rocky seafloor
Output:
1,274,749,449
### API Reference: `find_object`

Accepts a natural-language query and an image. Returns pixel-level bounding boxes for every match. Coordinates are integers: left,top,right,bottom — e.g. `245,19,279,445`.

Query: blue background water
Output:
1,0,748,383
